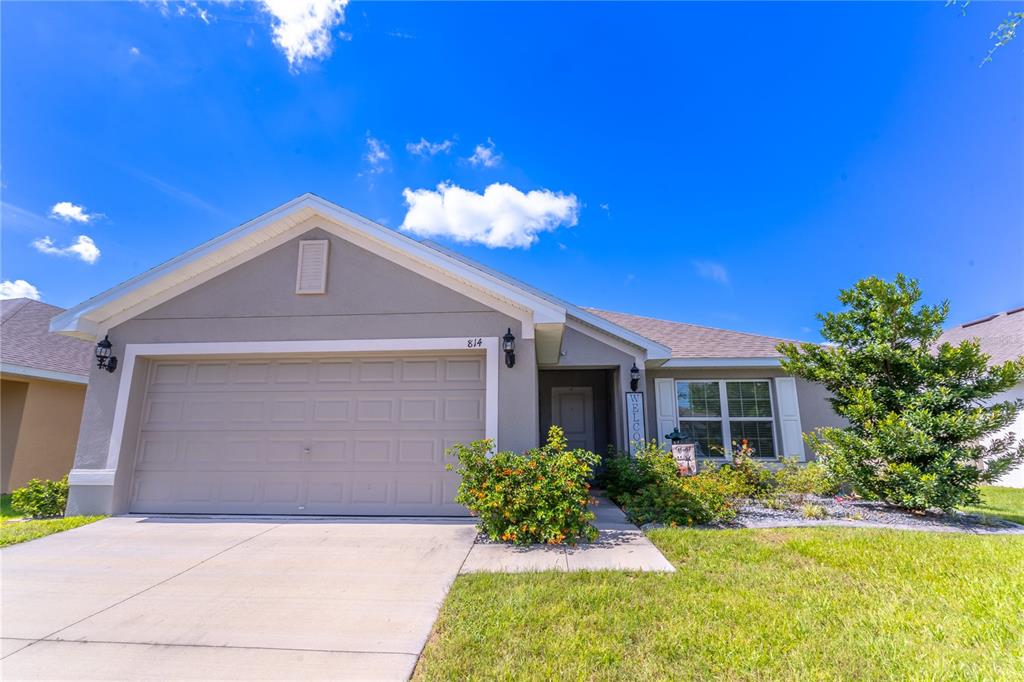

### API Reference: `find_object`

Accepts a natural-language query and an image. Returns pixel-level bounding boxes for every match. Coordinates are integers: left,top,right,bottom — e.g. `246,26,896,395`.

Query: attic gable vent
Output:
295,239,329,294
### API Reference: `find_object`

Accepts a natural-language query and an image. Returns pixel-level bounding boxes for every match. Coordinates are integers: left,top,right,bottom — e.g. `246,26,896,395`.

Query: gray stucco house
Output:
53,194,841,516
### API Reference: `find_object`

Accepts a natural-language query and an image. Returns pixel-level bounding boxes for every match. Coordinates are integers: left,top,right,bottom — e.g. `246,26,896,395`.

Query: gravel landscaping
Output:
642,495,1024,535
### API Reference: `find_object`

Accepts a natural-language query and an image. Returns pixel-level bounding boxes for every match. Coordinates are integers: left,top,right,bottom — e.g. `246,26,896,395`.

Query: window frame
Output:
674,378,779,460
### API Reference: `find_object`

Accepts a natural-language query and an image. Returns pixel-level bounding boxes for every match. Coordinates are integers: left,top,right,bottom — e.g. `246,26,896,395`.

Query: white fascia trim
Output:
661,357,782,368
99,337,500,481
0,363,89,384
69,469,117,485
51,194,565,339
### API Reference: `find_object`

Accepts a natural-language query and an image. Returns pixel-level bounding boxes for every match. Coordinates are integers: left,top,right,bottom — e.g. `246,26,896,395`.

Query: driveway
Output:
1,516,478,681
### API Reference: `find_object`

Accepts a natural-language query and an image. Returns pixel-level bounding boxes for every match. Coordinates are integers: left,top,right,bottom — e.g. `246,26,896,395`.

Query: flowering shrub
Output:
11,476,69,518
447,426,600,545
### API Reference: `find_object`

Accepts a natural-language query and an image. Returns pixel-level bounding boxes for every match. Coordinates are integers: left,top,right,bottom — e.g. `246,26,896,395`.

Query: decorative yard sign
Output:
625,392,646,455
672,444,697,476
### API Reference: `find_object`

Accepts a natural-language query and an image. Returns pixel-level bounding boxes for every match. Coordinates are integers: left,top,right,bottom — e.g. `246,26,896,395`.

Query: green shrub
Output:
774,458,839,504
728,439,776,499
11,477,69,518
602,440,679,500
801,502,828,519
447,426,600,545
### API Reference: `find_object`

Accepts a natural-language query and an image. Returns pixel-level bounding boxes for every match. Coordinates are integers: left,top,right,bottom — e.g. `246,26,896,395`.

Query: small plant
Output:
601,440,679,501
447,426,599,545
774,458,838,504
728,439,775,499
11,477,69,518
801,502,828,520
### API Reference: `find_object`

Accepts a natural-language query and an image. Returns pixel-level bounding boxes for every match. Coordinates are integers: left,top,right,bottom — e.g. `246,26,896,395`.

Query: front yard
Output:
0,492,104,548
416,514,1024,680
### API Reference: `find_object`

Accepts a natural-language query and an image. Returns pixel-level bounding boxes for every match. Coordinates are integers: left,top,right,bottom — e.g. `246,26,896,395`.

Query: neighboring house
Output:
1,298,92,493
52,194,844,517
939,307,1024,488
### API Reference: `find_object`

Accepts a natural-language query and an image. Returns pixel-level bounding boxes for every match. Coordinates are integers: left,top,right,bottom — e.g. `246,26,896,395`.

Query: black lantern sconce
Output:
629,362,641,391
95,335,118,373
502,328,516,368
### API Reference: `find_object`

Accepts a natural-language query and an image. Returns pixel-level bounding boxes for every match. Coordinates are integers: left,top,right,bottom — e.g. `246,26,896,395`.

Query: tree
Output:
778,275,1024,511
949,1,1024,65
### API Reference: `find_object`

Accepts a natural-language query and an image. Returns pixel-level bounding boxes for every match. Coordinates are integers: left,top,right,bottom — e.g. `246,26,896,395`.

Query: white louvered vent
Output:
295,239,329,294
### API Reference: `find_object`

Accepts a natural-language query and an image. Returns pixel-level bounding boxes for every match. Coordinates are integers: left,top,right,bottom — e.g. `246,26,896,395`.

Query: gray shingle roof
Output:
584,308,794,359
1,298,92,377
938,307,1024,366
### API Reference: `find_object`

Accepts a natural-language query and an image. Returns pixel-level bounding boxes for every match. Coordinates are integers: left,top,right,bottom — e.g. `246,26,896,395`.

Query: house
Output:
52,193,843,516
2,298,92,493
939,307,1024,488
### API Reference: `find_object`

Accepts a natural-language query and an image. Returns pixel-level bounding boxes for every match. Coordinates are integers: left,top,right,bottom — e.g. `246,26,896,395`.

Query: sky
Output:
2,1,1022,342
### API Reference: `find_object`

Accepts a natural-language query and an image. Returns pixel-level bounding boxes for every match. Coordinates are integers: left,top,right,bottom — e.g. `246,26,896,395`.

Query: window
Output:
675,380,776,458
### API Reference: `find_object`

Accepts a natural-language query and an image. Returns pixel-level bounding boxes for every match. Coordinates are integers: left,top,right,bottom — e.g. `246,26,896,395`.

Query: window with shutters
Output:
674,379,777,458
295,239,329,294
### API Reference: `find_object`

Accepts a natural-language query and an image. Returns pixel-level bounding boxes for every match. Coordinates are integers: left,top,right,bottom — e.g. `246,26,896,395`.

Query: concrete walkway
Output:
461,495,675,573
1,516,478,681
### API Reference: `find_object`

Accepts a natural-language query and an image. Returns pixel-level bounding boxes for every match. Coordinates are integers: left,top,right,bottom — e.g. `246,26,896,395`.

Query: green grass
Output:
962,486,1024,525
416,527,1024,681
0,516,104,548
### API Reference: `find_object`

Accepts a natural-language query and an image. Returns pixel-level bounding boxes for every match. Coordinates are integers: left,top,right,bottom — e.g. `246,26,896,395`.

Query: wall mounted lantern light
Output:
502,328,516,368
95,335,118,373
630,362,641,391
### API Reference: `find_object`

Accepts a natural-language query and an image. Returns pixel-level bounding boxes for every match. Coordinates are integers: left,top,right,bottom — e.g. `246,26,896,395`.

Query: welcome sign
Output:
625,392,646,455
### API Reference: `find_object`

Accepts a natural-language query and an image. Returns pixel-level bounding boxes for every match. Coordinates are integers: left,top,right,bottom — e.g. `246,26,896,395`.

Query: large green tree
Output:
778,275,1024,511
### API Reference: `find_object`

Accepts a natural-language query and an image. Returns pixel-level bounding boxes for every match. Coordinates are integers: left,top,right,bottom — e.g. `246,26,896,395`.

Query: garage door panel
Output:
131,354,483,515
141,391,483,431
145,357,485,393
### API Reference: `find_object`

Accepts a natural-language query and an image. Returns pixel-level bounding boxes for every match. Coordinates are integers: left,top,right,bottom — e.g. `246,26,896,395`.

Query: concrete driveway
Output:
1,516,477,681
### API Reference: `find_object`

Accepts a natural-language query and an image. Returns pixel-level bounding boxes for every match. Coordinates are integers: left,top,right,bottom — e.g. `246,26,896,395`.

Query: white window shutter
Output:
654,378,677,448
295,240,329,294
774,377,805,460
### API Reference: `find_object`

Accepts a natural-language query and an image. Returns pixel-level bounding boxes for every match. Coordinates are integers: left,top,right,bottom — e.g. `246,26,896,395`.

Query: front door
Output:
551,386,595,451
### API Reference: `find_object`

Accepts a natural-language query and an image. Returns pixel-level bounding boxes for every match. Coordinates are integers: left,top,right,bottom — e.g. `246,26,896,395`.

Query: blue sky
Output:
2,1,1022,341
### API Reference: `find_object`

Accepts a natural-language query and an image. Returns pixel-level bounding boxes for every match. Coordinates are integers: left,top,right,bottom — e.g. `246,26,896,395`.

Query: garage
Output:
128,353,486,515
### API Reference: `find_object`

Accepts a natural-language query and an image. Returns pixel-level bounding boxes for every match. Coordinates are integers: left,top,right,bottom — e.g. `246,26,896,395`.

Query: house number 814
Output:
466,338,483,348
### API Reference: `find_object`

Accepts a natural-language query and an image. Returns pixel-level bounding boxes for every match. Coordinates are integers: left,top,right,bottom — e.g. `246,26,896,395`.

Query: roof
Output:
1,298,92,381
585,308,793,360
48,193,671,362
938,306,1024,365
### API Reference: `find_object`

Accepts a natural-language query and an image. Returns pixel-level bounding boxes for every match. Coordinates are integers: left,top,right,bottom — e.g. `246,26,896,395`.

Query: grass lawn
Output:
0,516,105,548
416,527,1024,681
962,486,1024,525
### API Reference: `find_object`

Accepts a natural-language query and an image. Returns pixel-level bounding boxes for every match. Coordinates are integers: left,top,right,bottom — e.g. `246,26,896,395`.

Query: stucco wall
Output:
990,382,1024,488
546,323,643,451
68,227,539,514
1,376,85,492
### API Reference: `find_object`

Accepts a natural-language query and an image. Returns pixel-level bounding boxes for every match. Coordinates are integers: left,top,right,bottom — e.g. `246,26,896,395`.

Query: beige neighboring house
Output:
1,298,92,493
50,193,844,517
939,307,1024,488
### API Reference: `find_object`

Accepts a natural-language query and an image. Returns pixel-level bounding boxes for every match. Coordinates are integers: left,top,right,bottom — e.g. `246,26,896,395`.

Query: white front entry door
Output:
551,386,595,452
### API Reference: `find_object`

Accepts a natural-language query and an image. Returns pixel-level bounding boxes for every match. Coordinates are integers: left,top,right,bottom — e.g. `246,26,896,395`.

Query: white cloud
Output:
401,182,579,249
260,0,349,70
693,260,730,284
0,279,41,301
363,133,390,175
129,46,141,56
32,235,101,264
465,138,501,168
49,201,98,223
407,137,454,157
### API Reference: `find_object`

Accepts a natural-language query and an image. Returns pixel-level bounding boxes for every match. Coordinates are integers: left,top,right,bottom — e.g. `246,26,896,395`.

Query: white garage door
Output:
129,354,485,515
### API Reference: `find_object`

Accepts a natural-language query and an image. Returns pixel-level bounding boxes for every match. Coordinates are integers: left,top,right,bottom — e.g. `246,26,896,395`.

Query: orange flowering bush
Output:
447,426,600,545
